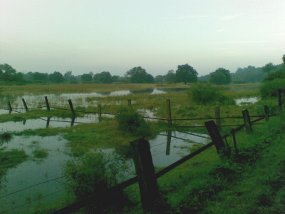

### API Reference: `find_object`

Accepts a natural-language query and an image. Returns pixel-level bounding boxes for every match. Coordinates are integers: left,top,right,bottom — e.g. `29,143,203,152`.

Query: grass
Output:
121,113,285,213
32,148,48,159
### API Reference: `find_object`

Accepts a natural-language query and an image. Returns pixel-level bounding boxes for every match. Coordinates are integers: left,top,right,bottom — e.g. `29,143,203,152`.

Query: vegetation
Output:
209,68,231,85
175,64,198,84
116,107,151,137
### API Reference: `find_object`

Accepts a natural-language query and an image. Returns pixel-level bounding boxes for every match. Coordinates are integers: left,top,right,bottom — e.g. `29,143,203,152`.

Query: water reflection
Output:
235,97,259,106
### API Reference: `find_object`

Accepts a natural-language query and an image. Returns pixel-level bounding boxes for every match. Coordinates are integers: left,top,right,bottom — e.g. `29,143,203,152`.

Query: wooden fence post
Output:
278,89,283,112
215,106,221,128
46,117,51,128
205,120,228,157
264,105,269,121
98,104,102,121
22,98,29,112
166,99,172,126
8,101,12,113
45,96,50,111
128,99,132,106
71,116,75,127
231,128,238,155
166,130,171,155
130,138,162,213
242,109,252,133
68,99,76,117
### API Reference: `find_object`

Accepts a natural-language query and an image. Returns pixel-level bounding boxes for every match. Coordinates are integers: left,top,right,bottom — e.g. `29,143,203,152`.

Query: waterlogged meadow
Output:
0,82,271,213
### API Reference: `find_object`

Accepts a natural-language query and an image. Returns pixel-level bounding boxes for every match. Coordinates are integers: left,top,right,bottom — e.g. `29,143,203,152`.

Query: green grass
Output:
122,113,285,214
32,148,48,159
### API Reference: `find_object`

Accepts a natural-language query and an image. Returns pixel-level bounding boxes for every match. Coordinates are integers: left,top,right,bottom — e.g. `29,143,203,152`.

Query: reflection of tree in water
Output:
0,132,13,146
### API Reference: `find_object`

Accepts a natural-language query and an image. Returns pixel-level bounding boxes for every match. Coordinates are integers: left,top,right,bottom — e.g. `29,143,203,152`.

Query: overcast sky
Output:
1,0,285,76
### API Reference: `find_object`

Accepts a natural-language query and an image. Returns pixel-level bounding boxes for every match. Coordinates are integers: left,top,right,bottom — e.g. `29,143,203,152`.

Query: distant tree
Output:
262,63,275,73
283,54,285,64
81,73,93,82
49,71,64,83
209,68,231,85
64,71,77,83
111,75,120,83
125,67,154,83
93,71,113,83
165,70,176,83
154,75,164,83
0,63,24,82
175,64,198,84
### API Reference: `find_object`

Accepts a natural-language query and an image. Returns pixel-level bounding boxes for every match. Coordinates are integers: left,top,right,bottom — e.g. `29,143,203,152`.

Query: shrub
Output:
116,107,151,137
260,79,285,98
189,83,233,105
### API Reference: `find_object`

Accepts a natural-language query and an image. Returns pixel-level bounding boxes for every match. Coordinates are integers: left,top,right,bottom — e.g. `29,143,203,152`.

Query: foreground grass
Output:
122,113,285,214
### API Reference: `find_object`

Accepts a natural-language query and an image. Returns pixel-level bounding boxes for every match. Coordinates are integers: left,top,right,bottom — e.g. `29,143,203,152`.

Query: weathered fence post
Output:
231,128,238,155
242,109,252,132
45,96,50,111
22,98,29,112
166,99,172,126
278,89,283,112
128,99,132,106
68,99,76,117
166,130,171,155
71,116,75,127
264,105,270,121
46,117,51,128
215,106,221,128
205,120,228,157
98,104,102,121
8,101,12,113
130,138,162,213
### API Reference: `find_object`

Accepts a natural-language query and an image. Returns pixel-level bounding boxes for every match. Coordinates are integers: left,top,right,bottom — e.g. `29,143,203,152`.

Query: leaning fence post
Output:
264,105,269,121
98,104,102,121
166,130,171,155
130,138,162,213
22,98,29,112
45,96,50,111
278,89,283,112
128,99,132,106
68,99,76,117
242,109,252,133
205,120,228,157
166,99,172,126
8,101,12,113
46,117,51,128
215,106,221,128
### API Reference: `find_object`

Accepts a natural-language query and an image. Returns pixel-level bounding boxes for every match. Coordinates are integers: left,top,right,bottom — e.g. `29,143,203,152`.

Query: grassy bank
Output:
122,113,285,213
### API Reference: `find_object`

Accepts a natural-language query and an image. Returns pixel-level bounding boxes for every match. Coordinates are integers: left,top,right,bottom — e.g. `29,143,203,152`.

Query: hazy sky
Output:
1,0,285,76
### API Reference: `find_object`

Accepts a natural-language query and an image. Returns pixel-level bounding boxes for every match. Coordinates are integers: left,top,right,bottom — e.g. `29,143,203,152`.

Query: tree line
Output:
1,54,284,85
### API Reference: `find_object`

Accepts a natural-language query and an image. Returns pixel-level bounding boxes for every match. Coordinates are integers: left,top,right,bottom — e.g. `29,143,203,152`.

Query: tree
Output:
209,68,231,85
0,63,23,82
93,71,113,83
175,64,198,84
49,71,64,83
165,70,176,83
81,72,93,82
283,54,285,64
125,67,154,83
262,63,275,73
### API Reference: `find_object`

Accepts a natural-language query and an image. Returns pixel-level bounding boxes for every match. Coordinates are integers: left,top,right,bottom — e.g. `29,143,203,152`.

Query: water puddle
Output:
235,97,259,106
0,135,73,214
149,131,209,167
0,114,100,133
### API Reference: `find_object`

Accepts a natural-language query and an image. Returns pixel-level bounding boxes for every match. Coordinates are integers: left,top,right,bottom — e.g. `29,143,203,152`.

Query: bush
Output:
260,79,285,98
116,107,151,137
189,83,233,105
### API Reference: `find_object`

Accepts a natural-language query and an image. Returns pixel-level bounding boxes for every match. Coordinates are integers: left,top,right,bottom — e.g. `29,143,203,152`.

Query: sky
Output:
0,0,285,76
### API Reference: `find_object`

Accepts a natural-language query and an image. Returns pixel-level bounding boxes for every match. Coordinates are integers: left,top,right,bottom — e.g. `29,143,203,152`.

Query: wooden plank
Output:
205,120,226,155
130,138,162,213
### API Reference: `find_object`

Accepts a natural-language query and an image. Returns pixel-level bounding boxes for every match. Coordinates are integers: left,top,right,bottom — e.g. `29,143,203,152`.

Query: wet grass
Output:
32,148,48,159
122,113,285,213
